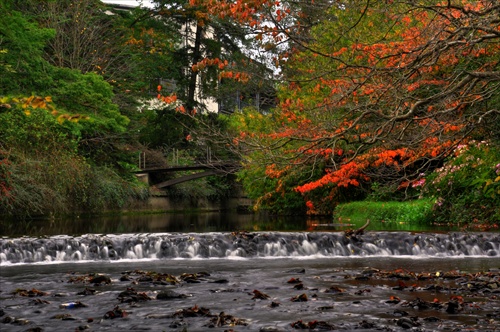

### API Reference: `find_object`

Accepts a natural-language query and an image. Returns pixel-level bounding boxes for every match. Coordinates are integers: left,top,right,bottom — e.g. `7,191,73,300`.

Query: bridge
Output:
135,162,240,189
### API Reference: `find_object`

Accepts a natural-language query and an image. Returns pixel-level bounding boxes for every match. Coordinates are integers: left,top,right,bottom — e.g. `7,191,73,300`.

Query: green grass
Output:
333,199,435,230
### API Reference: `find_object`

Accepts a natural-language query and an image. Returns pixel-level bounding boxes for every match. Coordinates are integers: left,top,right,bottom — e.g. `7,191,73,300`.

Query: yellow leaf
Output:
495,176,500,182
24,110,31,116
31,97,46,109
44,96,52,102
57,114,69,124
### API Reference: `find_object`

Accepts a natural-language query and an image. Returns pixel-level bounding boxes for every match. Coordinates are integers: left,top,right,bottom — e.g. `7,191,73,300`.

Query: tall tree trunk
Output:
187,22,203,111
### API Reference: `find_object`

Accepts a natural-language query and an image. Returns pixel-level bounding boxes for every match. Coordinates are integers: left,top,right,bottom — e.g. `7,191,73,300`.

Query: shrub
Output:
421,141,500,228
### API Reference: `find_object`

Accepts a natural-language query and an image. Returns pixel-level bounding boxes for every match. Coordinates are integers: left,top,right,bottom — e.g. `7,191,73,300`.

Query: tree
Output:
0,4,147,218
147,0,276,112
206,0,500,214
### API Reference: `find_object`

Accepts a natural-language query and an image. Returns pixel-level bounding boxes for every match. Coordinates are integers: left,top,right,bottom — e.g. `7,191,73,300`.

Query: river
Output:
1,212,499,331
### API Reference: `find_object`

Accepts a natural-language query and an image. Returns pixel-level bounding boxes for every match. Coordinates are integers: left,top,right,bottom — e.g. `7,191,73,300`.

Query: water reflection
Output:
0,211,460,238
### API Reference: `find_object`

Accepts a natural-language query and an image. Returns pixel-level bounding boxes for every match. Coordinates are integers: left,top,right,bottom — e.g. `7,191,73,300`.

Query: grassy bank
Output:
333,199,434,227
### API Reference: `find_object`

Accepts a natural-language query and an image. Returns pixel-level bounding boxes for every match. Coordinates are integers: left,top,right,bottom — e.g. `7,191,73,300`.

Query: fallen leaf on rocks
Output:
207,311,248,327
252,289,270,300
324,286,344,293
12,288,48,297
386,296,401,304
287,278,301,284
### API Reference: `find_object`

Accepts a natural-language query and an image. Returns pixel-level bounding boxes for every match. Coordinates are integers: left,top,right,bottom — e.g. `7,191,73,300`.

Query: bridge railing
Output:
138,147,218,170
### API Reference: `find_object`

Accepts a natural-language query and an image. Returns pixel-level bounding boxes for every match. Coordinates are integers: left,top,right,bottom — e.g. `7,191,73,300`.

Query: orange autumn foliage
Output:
185,0,499,214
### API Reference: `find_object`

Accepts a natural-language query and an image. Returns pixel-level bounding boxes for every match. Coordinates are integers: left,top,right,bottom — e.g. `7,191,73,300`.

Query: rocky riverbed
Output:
1,257,499,331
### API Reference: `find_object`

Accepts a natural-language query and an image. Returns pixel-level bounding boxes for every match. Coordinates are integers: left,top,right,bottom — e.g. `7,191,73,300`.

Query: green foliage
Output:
334,199,434,227
50,69,129,133
139,104,194,150
237,164,307,215
0,151,148,219
147,148,233,202
0,99,147,218
0,8,56,94
0,103,79,152
421,141,500,226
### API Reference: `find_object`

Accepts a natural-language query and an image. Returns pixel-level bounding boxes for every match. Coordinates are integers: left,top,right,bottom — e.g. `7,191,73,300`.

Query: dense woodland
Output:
1,0,499,227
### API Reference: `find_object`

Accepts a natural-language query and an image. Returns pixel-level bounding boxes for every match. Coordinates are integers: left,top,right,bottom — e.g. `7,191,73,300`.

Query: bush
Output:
421,141,500,228
0,99,148,219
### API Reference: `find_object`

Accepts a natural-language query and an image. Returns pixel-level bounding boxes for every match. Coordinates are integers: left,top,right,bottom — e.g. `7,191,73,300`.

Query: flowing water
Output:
1,213,499,331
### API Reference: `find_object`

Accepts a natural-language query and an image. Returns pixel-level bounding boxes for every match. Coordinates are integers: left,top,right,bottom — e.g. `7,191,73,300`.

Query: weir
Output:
1,231,499,264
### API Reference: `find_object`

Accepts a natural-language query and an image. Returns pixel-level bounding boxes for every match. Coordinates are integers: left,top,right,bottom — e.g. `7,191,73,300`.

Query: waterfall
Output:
1,231,499,264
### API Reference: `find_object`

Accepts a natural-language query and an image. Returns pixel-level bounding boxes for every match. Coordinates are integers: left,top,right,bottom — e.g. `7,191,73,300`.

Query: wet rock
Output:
181,273,206,283
50,314,75,320
25,328,43,332
89,274,111,285
137,275,153,282
10,318,30,325
12,288,48,297
402,297,439,310
317,306,334,311
487,282,498,289
362,268,380,275
169,320,187,328
173,305,212,318
290,320,309,328
270,301,280,308
359,320,378,329
354,288,371,295
207,311,248,327
76,287,96,296
286,268,306,274
59,301,88,309
446,299,462,314
119,275,132,281
290,293,308,302
260,326,286,332
423,316,441,322
396,317,420,329
355,275,370,281
211,279,229,283
122,270,179,285
156,290,188,300
392,309,409,317
104,306,127,319
308,320,336,330
293,283,305,290
119,289,151,303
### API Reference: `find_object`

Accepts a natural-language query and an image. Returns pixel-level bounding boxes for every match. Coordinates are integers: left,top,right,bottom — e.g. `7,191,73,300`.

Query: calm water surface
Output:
0,211,460,237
